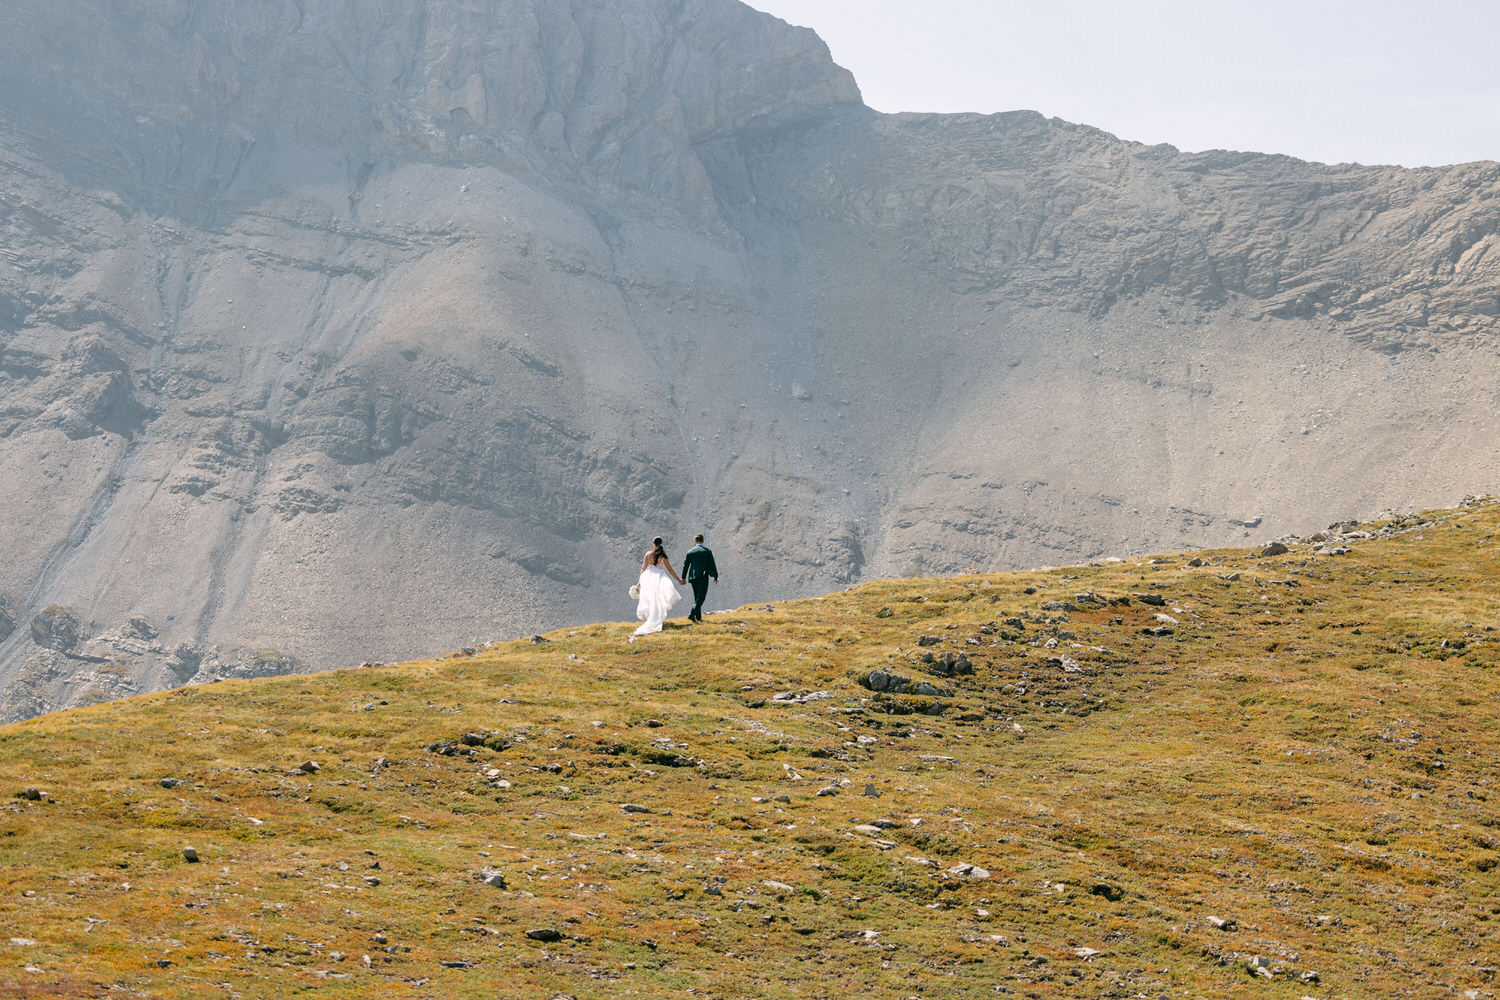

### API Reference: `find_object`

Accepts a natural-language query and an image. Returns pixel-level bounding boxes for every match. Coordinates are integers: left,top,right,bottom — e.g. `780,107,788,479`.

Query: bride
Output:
630,536,685,639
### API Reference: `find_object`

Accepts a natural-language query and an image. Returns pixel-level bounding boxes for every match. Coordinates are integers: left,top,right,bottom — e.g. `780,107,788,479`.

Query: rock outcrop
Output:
1,0,1498,719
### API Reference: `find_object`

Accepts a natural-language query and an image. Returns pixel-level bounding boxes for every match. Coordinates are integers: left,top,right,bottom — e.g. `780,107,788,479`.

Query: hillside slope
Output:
0,498,1497,998
2,0,1500,720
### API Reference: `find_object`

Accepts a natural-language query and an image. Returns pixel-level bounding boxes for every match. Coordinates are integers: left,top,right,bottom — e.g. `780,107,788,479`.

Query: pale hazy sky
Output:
748,0,1500,167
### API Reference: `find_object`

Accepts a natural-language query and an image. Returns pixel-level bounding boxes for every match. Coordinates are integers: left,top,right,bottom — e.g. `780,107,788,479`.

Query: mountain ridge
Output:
1,0,1499,720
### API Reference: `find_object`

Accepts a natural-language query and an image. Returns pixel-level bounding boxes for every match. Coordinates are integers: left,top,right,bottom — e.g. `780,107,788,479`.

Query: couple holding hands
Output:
629,534,718,639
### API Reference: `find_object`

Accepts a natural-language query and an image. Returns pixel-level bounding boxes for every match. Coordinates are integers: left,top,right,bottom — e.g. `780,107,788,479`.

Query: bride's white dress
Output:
631,564,682,637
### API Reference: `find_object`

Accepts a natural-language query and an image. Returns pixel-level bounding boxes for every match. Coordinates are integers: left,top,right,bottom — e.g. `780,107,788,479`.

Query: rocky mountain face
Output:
1,0,1498,720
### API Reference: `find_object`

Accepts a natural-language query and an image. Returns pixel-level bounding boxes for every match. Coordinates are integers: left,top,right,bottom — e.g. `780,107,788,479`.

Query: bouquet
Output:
629,584,641,600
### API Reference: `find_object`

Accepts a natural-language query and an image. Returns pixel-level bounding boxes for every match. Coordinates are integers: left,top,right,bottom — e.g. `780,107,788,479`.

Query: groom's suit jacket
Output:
682,544,718,580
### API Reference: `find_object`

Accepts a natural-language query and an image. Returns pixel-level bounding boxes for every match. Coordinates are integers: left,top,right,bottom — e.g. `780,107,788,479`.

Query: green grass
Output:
1,501,1499,997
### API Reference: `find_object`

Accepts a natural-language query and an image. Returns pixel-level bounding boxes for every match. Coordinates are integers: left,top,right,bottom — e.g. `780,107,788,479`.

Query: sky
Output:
747,0,1500,168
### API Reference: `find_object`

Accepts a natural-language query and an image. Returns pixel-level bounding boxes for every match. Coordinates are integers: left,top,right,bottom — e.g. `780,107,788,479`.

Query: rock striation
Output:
1,0,1498,719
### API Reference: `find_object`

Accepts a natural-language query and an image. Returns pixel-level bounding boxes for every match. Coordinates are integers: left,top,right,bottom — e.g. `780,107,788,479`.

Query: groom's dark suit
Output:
680,543,719,622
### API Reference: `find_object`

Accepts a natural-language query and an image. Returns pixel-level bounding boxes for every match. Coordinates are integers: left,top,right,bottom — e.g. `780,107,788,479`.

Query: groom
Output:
680,533,719,623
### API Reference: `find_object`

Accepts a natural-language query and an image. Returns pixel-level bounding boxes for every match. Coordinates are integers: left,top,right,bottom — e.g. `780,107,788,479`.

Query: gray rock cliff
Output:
1,0,1497,719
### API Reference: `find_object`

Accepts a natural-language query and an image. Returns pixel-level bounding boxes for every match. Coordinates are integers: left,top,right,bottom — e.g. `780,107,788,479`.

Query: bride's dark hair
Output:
651,537,667,563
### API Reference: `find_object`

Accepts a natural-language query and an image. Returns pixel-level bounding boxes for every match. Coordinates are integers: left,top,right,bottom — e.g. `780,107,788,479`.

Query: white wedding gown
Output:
631,564,682,637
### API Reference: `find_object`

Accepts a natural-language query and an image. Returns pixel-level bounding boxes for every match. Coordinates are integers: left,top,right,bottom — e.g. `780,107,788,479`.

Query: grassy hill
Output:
1,499,1498,999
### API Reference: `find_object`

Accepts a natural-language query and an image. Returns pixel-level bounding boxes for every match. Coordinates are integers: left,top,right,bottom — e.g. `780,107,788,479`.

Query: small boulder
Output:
525,928,562,942
1260,541,1290,557
182,848,200,863
861,669,911,694
930,652,973,677
945,862,991,880
1089,882,1123,901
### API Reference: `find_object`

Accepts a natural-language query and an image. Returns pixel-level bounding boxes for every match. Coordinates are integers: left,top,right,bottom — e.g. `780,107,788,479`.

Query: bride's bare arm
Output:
668,561,685,585
641,551,652,572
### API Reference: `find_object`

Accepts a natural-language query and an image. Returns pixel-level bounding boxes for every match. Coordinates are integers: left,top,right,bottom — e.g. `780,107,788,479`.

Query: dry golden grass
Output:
1,502,1499,998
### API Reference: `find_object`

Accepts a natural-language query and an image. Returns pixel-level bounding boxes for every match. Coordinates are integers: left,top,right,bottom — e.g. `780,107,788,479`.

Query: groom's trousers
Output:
689,576,710,620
